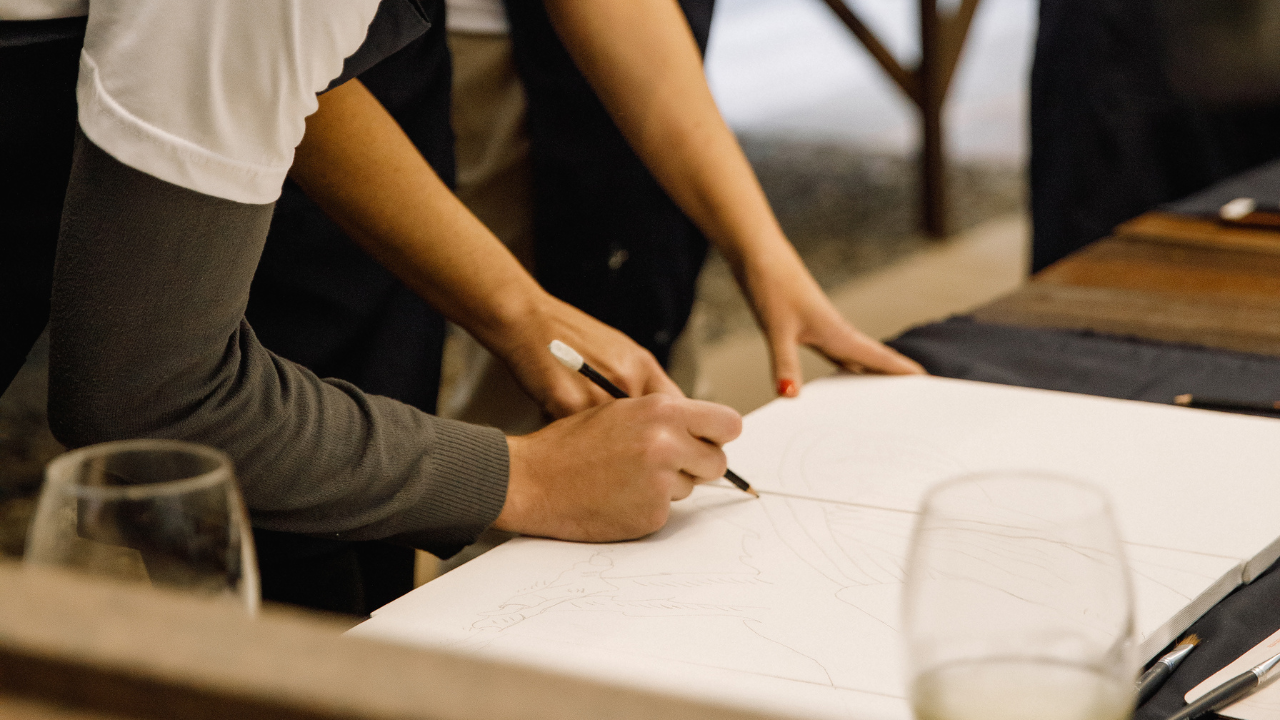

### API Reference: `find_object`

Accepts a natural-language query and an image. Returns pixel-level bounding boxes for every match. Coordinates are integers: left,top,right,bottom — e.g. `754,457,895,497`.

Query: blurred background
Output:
0,0,1036,560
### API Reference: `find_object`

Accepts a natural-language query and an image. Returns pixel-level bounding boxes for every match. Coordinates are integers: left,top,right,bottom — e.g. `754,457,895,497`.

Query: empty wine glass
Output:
25,439,259,614
903,472,1136,720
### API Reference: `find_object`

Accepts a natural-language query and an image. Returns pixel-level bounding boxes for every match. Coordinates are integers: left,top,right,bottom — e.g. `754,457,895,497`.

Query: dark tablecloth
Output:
889,317,1280,720
1162,156,1280,218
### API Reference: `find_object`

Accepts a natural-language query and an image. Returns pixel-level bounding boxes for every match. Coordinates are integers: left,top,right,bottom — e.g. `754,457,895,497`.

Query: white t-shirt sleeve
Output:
76,0,381,205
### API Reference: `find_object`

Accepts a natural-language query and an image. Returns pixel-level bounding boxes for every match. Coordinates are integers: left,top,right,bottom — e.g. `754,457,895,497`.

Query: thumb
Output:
769,333,803,398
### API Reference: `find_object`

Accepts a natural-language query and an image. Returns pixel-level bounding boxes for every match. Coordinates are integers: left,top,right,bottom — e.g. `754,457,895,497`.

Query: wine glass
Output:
903,472,1136,720
24,439,259,614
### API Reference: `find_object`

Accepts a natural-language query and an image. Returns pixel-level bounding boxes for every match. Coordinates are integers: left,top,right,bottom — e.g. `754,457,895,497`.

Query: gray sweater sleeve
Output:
48,131,509,557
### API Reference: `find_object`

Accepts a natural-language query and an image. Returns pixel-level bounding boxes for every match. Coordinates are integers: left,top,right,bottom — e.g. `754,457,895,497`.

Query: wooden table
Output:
973,211,1280,356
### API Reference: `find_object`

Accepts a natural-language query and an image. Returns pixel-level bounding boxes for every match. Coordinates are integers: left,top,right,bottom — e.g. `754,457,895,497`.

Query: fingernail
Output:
777,379,798,397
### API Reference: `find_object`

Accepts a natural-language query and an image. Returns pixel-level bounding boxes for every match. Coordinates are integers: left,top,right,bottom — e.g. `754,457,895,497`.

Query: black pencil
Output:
549,340,758,498
1174,394,1280,414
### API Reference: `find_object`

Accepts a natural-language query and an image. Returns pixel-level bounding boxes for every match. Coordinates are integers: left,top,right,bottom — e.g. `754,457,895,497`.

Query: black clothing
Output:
1030,0,1280,271
249,0,460,616
0,27,82,392
502,0,716,366
0,0,501,618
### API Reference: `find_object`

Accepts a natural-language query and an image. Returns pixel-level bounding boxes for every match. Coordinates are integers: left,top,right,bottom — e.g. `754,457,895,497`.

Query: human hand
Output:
494,394,742,541
488,294,684,418
736,246,926,398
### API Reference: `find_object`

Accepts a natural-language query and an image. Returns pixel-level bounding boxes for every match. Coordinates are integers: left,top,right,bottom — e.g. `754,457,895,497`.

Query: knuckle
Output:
640,427,677,466
642,392,681,422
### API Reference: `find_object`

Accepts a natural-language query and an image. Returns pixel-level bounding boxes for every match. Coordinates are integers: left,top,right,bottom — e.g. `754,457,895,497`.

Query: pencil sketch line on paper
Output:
443,423,981,688
468,553,620,632
503,630,903,697
442,498,913,695
740,618,836,689
1129,565,1197,601
772,425,969,507
461,518,774,642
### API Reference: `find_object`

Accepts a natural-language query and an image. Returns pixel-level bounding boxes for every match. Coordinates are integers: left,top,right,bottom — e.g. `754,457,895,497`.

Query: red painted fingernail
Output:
777,379,798,397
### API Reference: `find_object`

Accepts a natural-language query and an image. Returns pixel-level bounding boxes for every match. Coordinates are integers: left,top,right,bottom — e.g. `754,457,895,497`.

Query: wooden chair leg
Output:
920,0,948,237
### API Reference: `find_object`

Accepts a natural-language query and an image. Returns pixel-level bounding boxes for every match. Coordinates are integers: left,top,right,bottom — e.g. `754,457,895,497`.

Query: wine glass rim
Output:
921,470,1114,522
47,439,234,500
926,470,1109,500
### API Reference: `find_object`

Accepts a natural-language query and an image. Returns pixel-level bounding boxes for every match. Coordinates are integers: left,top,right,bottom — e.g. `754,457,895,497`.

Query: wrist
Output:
716,224,796,273
492,433,543,535
492,435,526,533
465,278,551,358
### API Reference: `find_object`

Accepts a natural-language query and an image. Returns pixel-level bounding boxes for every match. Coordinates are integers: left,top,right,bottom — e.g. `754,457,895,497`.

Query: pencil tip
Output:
747,488,760,498
1174,393,1193,406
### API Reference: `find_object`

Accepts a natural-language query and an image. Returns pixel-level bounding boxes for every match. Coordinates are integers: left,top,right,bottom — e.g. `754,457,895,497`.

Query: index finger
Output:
818,325,925,376
680,398,743,447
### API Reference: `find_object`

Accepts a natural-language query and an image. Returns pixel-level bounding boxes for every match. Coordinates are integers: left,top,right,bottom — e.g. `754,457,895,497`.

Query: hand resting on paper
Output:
496,394,742,541
543,0,923,400
484,293,683,419
734,245,926,398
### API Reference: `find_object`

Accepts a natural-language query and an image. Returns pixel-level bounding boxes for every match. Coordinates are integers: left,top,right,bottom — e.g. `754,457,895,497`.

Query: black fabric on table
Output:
1161,156,1280,218
890,317,1280,410
889,317,1280,719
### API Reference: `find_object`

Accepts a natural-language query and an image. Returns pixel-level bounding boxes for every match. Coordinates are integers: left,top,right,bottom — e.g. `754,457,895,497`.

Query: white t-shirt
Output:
3,0,380,204
445,0,507,35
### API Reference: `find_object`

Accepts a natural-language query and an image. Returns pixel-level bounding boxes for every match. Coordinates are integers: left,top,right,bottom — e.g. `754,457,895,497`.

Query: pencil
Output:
1174,394,1280,414
549,340,759,498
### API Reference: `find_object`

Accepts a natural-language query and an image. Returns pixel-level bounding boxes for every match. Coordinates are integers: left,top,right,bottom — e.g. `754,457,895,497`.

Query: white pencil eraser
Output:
549,340,584,371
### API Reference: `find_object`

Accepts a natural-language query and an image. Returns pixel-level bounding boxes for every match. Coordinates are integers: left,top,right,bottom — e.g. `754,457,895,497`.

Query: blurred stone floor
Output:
696,134,1023,347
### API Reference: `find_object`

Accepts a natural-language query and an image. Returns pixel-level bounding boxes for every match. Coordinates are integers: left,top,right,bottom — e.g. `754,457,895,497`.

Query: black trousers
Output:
0,26,81,393
1030,0,1280,271
503,0,716,366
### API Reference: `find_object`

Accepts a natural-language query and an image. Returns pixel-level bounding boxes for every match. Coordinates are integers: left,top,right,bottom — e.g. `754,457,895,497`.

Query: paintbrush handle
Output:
1137,663,1173,706
1168,672,1257,720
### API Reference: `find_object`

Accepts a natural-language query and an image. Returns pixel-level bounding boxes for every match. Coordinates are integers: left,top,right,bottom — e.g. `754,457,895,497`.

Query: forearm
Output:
289,79,548,357
543,0,925,383
48,131,509,555
543,0,792,269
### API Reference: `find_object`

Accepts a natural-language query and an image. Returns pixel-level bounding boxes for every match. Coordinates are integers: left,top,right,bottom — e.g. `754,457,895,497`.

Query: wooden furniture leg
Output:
817,0,982,237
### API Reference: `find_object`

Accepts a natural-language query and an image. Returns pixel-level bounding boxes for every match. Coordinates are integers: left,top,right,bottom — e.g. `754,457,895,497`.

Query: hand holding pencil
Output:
551,340,758,497
494,375,743,542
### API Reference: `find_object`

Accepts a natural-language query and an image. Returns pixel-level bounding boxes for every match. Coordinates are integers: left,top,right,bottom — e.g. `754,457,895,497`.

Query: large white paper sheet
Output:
729,377,1280,577
354,376,1280,720
360,489,914,720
